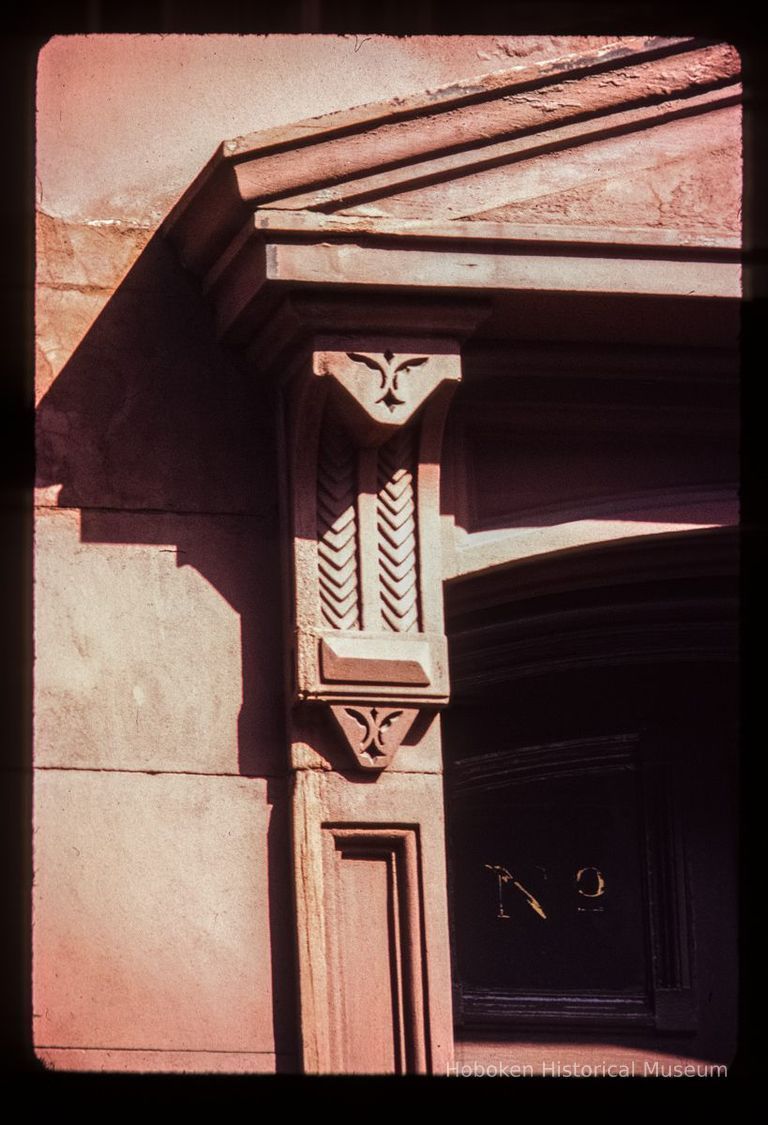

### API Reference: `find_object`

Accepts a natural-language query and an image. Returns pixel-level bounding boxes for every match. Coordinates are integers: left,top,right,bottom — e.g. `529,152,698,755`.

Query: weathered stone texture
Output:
36,1049,287,1073
33,771,292,1055
35,235,278,514
360,106,741,233
34,507,285,775
36,211,155,291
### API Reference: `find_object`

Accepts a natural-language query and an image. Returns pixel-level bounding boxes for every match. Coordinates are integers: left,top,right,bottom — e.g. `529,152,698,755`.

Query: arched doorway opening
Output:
443,528,738,1070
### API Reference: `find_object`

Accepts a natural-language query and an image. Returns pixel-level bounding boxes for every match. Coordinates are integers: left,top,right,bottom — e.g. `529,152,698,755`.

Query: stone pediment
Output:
164,36,740,344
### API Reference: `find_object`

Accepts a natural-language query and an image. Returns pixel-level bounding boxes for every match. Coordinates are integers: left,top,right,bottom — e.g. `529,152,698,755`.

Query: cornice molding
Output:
192,215,739,348
164,38,738,263
163,38,741,313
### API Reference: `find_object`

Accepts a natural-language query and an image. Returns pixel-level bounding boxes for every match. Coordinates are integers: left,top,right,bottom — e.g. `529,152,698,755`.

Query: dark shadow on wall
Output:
35,227,297,1070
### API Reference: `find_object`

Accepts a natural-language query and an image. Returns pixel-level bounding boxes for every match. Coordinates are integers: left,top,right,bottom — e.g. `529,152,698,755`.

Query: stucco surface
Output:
37,35,621,224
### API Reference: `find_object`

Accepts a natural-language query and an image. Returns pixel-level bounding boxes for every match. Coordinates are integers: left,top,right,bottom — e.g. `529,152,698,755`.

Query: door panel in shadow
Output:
444,662,737,1057
452,758,647,996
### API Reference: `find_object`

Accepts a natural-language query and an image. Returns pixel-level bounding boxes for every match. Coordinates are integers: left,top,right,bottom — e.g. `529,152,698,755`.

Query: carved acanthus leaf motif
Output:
330,704,420,770
377,427,419,633
317,421,360,630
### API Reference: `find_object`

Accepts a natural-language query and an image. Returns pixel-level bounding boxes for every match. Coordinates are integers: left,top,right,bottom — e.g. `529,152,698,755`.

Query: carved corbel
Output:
283,335,460,770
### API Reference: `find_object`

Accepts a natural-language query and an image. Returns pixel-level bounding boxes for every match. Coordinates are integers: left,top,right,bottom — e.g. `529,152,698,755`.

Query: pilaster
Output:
273,302,485,1072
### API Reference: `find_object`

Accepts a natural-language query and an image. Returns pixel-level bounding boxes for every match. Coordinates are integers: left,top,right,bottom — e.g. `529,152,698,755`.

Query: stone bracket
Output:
283,331,463,769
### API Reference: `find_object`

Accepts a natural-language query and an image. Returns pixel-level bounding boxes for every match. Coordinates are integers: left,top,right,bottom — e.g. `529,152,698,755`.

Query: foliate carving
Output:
330,704,419,771
317,421,360,630
313,347,460,446
346,351,428,415
377,427,419,633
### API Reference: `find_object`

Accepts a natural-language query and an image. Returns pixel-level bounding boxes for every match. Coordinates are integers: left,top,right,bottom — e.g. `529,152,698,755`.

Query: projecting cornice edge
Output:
162,37,741,281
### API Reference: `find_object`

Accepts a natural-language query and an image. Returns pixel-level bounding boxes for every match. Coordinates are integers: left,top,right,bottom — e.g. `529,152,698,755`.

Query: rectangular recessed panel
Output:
323,828,427,1075
334,850,399,1074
